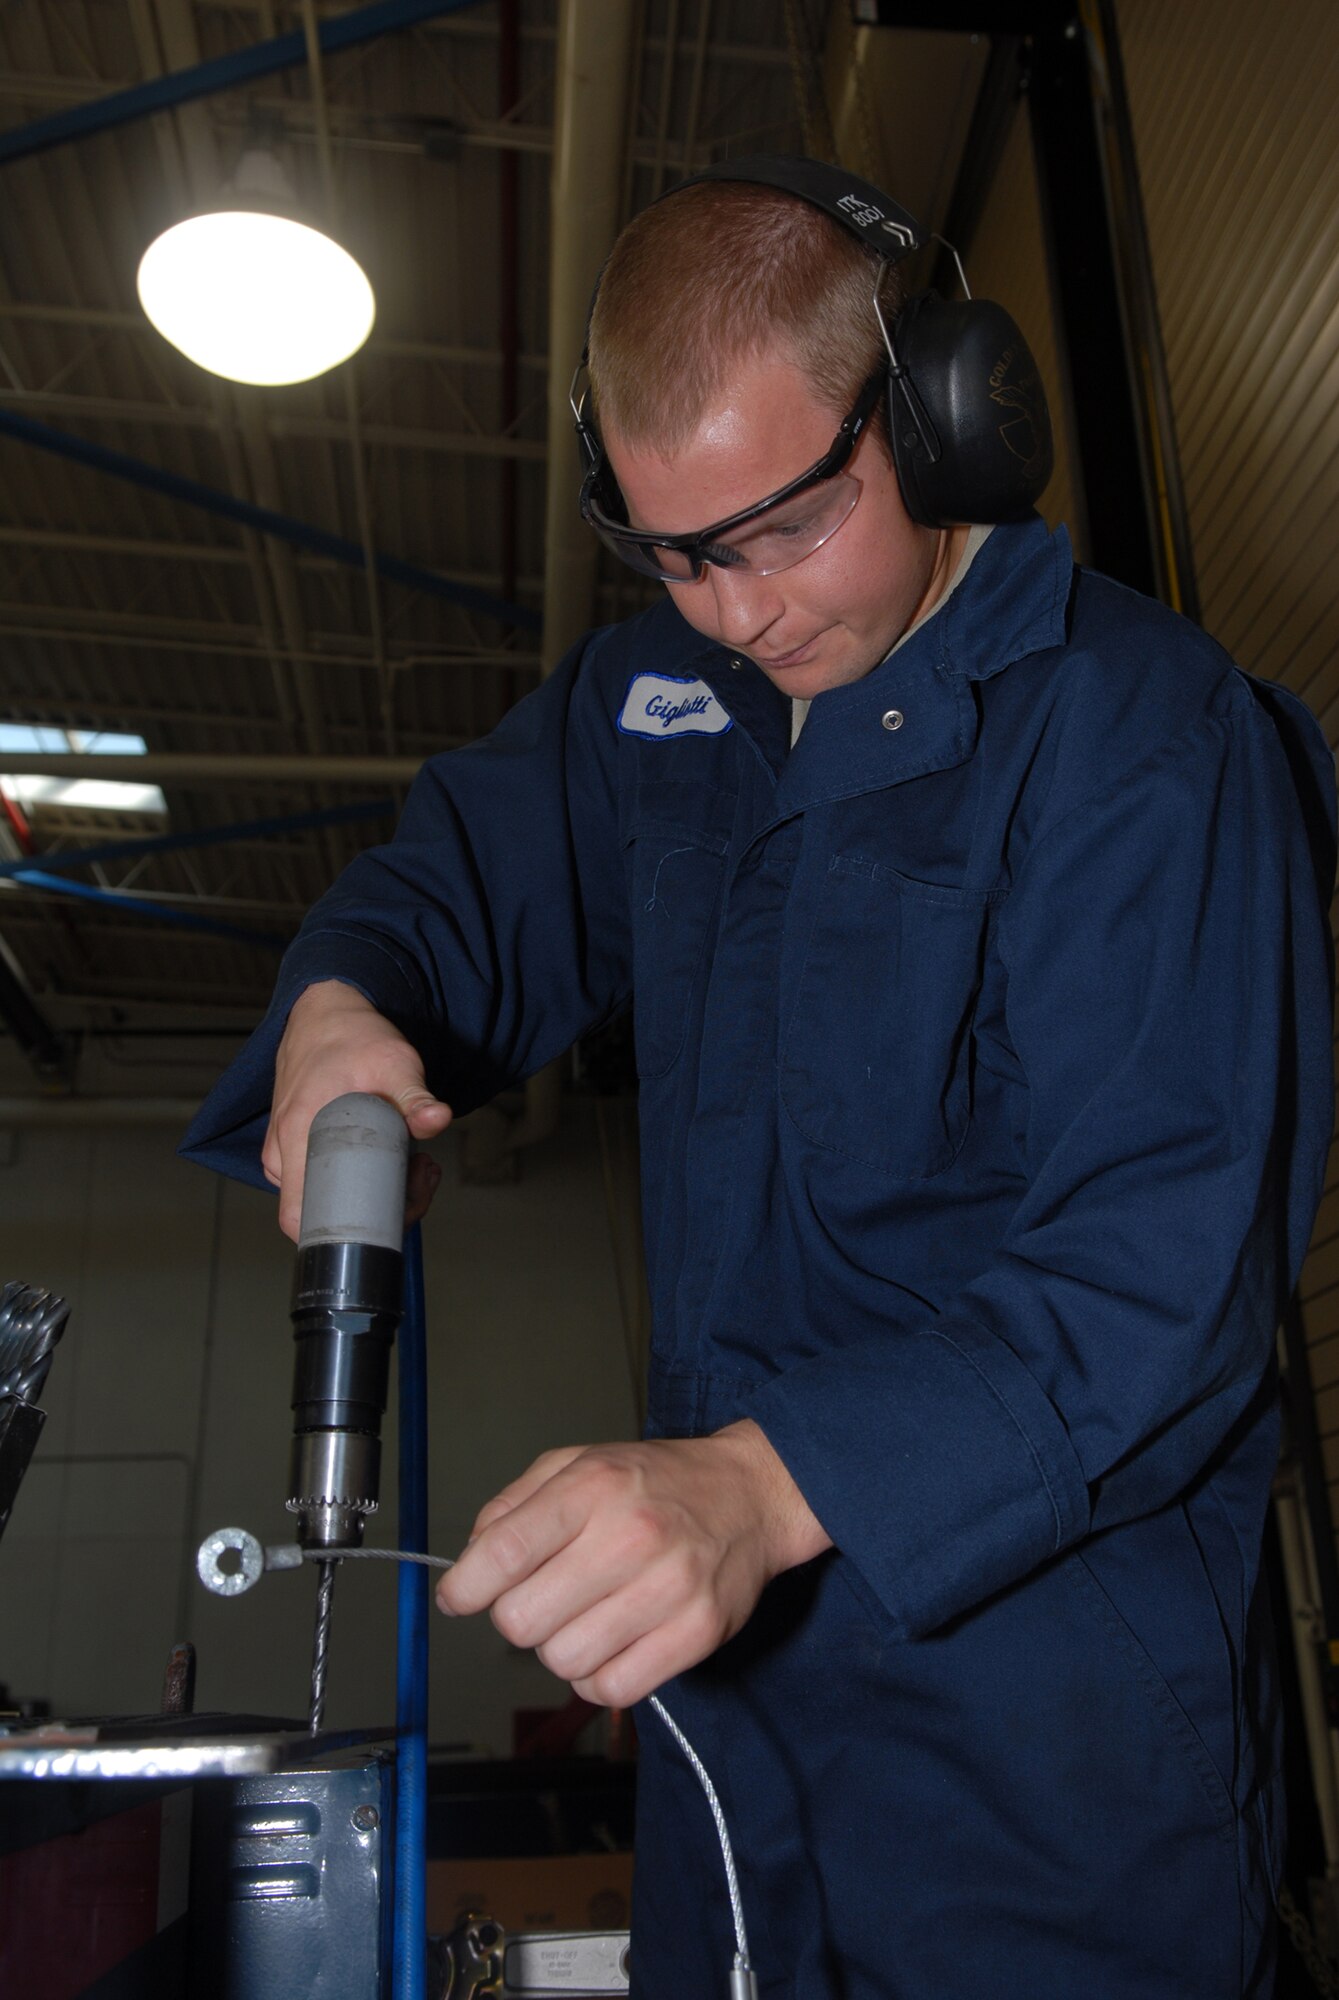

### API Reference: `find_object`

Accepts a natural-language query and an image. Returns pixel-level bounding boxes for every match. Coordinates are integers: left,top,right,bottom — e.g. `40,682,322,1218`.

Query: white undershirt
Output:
790,523,994,746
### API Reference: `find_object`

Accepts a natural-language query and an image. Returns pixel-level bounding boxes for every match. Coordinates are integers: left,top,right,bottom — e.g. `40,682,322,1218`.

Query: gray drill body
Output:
287,1094,408,1552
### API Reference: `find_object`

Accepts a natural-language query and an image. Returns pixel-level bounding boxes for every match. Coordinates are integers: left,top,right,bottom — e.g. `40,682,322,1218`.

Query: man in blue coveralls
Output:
185,162,1337,1997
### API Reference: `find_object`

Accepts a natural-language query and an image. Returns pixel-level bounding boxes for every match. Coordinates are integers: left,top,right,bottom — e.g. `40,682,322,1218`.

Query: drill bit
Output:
308,1557,338,1733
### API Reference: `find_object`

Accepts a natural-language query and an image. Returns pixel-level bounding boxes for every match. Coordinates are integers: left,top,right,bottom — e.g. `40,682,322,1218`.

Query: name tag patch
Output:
618,672,734,740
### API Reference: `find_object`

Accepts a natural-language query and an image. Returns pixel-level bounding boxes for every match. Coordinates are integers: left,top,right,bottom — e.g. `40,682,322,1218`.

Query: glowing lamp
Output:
136,148,375,387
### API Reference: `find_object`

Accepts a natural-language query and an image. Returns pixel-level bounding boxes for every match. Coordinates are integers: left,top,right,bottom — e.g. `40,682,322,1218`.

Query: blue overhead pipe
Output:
9,867,286,949
0,410,541,633
395,1225,430,2000
0,797,395,882
0,0,488,169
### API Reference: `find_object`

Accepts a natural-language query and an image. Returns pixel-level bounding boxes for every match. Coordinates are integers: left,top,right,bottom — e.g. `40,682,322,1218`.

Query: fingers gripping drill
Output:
288,1093,409,1729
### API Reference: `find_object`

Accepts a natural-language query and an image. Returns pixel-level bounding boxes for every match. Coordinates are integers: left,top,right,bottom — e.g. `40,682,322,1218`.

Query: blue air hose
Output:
393,1223,429,2000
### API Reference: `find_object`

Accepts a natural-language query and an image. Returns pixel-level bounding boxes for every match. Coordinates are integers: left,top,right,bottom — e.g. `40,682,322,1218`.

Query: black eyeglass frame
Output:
572,363,886,580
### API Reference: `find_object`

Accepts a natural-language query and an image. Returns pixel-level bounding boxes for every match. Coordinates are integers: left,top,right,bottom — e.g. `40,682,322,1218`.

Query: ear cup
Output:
888,293,1054,527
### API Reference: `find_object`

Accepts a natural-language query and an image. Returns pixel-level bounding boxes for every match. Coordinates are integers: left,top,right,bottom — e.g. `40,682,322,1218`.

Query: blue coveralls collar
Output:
929,509,1073,682
684,511,1074,815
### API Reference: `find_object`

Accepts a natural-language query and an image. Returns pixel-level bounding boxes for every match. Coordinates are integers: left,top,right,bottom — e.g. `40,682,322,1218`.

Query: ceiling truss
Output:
0,0,817,1047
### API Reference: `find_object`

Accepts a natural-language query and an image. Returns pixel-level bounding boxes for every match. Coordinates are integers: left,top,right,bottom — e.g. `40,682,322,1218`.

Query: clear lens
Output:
710,476,860,576
596,474,861,582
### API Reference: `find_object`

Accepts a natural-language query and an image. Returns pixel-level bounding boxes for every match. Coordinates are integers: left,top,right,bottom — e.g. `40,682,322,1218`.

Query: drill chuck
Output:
287,1095,409,1552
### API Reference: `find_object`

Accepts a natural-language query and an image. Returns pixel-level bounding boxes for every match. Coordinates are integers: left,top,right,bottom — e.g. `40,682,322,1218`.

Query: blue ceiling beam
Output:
0,799,396,883
0,408,541,632
0,0,487,168
11,868,287,950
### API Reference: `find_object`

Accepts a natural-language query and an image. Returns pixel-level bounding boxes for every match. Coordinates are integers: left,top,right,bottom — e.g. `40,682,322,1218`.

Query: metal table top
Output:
0,1713,393,1779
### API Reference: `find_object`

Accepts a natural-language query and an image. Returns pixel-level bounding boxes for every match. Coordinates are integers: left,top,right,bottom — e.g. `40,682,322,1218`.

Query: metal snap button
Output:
730,656,745,670
881,708,904,732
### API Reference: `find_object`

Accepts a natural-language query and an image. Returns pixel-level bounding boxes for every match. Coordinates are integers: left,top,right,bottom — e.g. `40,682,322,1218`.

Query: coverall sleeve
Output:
180,631,631,1189
745,679,1336,1639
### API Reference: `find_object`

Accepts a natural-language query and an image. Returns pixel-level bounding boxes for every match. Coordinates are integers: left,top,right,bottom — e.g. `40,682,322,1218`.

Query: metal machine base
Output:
0,1718,633,1998
0,1717,393,1998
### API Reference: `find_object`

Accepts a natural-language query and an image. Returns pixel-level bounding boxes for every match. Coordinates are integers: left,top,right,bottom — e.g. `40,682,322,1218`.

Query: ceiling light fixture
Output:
136,146,375,387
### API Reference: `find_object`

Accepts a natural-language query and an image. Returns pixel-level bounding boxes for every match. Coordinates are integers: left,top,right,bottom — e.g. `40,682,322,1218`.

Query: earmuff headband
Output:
672,157,928,265
577,155,1053,532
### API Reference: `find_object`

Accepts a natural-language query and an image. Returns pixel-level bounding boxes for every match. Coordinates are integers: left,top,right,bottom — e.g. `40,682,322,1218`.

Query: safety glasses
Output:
574,365,884,582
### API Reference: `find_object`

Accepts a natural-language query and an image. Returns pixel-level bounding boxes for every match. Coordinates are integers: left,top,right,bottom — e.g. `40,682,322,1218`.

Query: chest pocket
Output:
624,783,733,1080
781,854,1006,1178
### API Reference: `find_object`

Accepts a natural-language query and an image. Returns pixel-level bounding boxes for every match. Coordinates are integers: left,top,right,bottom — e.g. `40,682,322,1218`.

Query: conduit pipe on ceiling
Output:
481,0,637,1173
0,0,490,168
0,754,427,785
542,0,637,682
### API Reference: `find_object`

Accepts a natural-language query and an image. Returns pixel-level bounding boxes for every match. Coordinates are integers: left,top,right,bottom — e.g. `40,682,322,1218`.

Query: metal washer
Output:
197,1525,264,1596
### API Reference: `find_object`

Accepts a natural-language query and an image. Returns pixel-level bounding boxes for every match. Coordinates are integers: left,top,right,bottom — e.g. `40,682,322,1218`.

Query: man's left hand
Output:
435,1420,832,1707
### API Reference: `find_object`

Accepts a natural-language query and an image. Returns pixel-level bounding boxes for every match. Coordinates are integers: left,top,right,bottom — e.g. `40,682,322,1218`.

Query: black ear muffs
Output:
887,292,1054,528
583,157,1056,532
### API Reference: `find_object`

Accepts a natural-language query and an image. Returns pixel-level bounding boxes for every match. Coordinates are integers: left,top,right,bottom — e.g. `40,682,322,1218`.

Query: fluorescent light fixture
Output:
136,147,375,387
0,726,167,816
13,777,167,814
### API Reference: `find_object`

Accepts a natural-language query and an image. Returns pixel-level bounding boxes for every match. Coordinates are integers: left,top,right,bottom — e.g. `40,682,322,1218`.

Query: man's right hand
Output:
263,980,454,1242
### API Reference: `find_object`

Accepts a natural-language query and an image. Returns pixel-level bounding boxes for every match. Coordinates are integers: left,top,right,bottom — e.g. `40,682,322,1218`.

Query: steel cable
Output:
295,1548,757,1983
648,1692,754,1984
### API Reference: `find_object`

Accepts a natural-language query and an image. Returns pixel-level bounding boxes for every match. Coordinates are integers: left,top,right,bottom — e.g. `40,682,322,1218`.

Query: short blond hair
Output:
587,178,902,454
